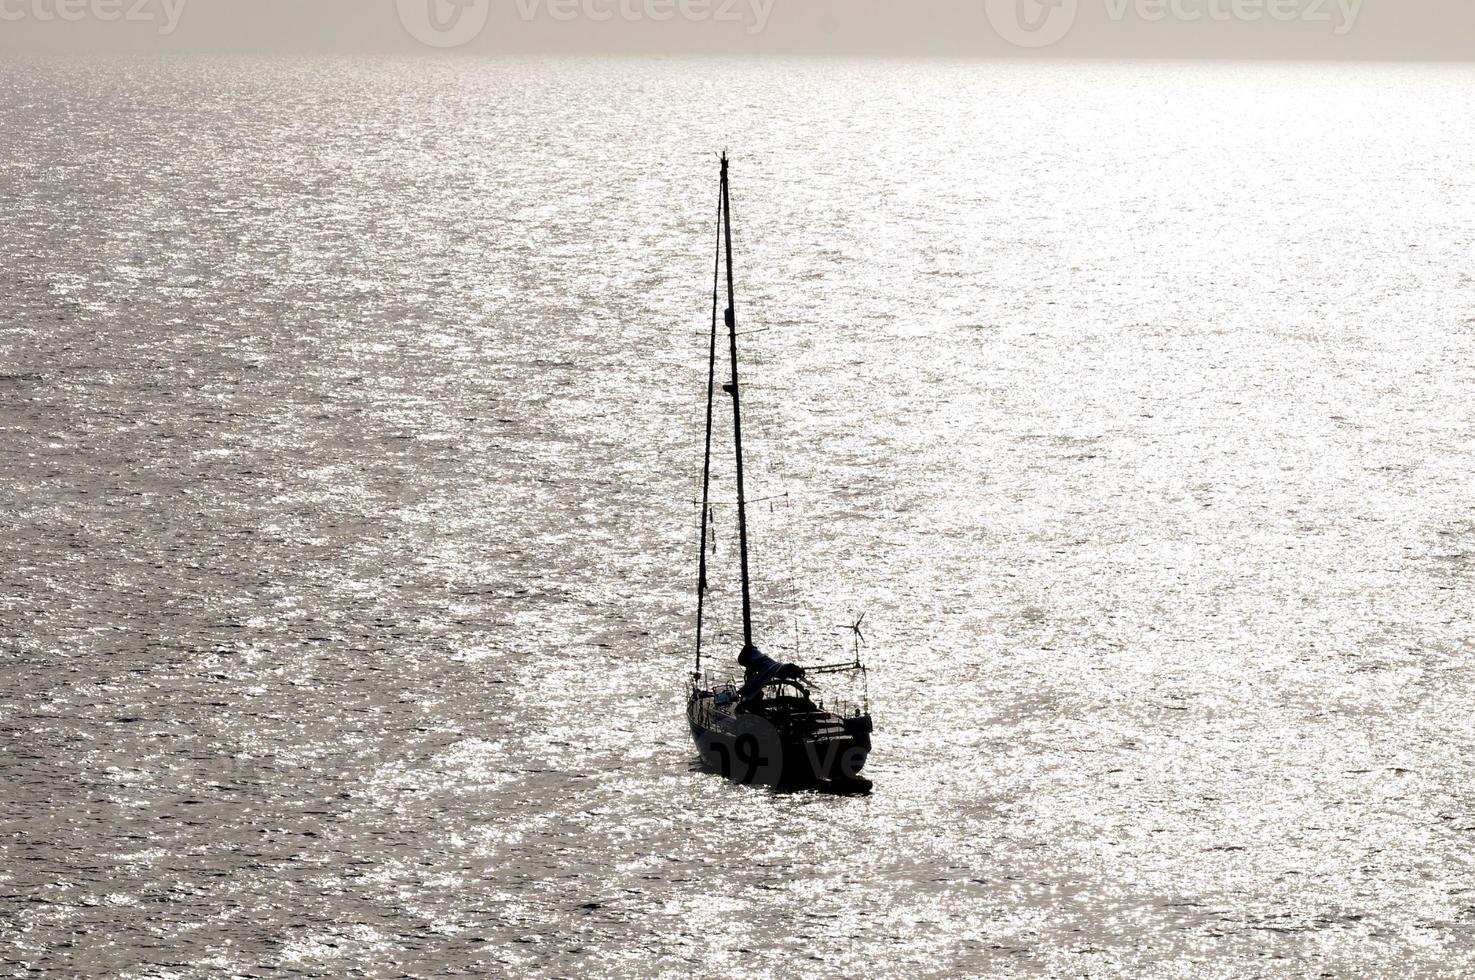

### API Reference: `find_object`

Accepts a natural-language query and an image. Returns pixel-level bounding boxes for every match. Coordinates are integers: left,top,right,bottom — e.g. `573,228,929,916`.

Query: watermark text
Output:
0,0,186,35
398,0,773,49
984,0,1364,49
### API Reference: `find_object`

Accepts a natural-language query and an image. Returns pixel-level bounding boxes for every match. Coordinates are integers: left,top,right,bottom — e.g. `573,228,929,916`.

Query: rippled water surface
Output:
3,56,1475,977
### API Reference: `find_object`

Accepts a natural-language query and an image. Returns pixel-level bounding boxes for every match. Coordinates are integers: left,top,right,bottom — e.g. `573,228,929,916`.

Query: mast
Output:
694,176,723,676
720,153,756,650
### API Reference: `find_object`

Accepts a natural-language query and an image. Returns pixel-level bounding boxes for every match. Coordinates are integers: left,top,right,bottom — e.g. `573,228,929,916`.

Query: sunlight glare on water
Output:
1,56,1474,977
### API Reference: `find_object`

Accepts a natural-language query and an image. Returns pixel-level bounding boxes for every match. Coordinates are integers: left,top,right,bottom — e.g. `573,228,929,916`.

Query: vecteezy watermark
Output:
514,0,773,35
984,0,1364,49
0,0,187,34
397,0,490,48
397,0,774,49
983,0,1079,48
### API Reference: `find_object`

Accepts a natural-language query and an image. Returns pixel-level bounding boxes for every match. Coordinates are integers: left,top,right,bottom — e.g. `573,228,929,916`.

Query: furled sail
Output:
738,645,806,701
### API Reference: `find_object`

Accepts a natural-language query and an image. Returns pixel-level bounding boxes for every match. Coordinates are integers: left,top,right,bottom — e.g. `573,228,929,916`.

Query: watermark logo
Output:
0,0,188,35
396,0,774,48
984,0,1365,48
514,0,773,35
694,714,787,786
984,0,1079,48
396,0,490,48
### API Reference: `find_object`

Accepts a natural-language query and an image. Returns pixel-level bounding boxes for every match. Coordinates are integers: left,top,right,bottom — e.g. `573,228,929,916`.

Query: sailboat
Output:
686,153,874,794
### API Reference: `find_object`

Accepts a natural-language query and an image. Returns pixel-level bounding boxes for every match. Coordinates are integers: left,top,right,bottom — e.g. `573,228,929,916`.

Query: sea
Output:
2,55,1474,978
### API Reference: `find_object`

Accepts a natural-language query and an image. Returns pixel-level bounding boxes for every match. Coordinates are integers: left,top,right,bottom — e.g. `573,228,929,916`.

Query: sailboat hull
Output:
687,690,873,793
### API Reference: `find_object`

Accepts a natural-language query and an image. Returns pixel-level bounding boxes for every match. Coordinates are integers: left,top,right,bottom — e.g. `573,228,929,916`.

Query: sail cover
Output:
738,646,805,701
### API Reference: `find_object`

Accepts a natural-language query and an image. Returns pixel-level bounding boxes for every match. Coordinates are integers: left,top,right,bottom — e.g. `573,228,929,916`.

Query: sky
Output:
0,0,1473,59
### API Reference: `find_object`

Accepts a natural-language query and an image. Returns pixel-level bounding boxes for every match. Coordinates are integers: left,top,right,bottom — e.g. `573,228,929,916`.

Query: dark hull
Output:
687,693,872,793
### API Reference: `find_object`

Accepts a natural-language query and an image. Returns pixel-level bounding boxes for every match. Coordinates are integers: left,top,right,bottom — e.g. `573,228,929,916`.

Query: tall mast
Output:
720,153,756,649
694,177,723,676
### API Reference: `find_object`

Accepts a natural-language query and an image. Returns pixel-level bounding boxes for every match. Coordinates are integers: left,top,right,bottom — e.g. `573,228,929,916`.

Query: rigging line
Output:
723,158,801,658
722,153,756,651
784,506,800,656
697,492,790,508
694,168,723,678
725,175,801,656
724,179,788,513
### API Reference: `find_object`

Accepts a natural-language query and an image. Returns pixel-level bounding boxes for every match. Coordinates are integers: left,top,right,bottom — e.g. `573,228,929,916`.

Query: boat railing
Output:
690,670,870,719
